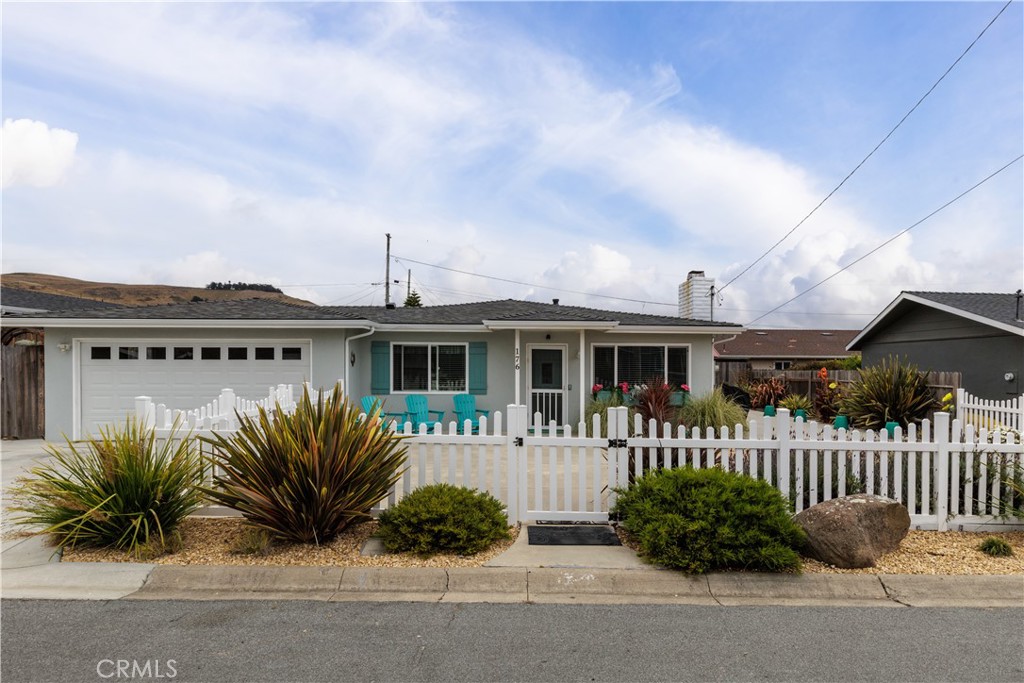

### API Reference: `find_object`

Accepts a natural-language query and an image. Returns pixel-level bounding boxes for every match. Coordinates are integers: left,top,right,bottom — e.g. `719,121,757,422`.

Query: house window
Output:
774,361,792,370
392,343,467,392
593,345,688,387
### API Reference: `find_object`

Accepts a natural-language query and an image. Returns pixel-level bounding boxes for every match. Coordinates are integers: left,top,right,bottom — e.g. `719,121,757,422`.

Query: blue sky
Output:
2,2,1021,327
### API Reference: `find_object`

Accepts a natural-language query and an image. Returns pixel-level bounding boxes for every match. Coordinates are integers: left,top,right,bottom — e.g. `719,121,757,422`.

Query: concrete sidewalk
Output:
2,533,1021,606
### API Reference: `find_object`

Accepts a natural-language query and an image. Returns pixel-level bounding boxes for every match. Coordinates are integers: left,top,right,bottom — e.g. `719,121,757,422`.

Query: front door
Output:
529,346,565,425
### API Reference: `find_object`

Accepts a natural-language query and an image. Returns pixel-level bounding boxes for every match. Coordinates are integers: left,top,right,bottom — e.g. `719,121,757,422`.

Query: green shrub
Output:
679,389,748,433
12,419,204,557
978,536,1014,557
377,483,510,555
231,525,274,556
201,385,408,544
779,394,812,414
839,356,939,430
611,467,806,573
748,377,788,410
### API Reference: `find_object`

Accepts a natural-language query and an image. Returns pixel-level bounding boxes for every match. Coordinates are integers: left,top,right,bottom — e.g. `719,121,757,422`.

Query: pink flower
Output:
591,384,604,393
618,381,629,392
681,384,690,392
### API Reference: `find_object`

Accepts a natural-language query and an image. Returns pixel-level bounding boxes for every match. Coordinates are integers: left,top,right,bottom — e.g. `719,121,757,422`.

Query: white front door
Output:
528,345,566,426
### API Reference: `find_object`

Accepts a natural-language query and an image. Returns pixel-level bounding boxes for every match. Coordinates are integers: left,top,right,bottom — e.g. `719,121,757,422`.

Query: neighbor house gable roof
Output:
0,296,742,331
715,329,859,360
848,291,1024,350
1,286,123,315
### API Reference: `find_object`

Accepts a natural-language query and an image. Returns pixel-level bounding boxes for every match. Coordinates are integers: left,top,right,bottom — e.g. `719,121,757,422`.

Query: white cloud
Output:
1,119,78,188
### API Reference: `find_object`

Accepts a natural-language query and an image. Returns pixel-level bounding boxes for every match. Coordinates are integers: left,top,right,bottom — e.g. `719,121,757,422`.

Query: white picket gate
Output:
136,389,1024,531
956,388,1023,432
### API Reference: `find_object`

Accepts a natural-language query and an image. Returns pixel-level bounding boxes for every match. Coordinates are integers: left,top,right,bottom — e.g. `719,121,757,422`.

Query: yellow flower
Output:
828,382,838,389
942,392,953,403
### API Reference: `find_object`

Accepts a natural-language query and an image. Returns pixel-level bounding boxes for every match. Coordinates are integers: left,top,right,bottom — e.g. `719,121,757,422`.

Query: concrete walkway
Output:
2,439,1023,607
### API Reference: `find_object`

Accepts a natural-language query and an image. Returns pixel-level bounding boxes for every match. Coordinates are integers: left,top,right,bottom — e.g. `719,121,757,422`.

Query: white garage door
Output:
79,340,312,436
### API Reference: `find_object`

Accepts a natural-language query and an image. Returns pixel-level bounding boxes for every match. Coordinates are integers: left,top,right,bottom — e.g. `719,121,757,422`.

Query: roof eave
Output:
483,320,619,330
608,324,745,334
0,317,376,329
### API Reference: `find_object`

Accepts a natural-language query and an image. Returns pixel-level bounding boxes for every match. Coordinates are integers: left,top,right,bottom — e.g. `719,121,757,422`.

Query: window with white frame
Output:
592,344,688,387
774,360,792,370
392,343,467,392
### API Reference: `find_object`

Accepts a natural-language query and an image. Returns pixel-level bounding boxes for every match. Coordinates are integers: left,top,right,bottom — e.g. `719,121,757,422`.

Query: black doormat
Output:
527,525,621,546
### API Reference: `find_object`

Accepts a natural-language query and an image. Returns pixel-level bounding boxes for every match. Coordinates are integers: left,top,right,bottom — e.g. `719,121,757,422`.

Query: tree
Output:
404,291,423,307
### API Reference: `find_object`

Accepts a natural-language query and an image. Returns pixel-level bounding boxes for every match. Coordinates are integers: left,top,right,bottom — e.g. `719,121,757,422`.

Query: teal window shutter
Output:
468,342,487,395
371,341,390,394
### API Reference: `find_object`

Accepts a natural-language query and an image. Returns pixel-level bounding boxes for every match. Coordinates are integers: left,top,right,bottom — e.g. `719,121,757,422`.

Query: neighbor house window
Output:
592,345,688,387
392,343,467,392
774,361,792,370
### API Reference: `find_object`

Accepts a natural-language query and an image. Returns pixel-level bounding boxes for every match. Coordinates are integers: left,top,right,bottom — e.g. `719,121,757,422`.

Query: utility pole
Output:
708,284,716,322
407,269,412,299
384,233,392,307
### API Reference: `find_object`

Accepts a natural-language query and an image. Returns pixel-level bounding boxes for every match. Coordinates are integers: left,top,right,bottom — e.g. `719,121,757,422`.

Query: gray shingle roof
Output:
2,296,740,328
1,287,122,313
905,291,1024,330
716,329,859,359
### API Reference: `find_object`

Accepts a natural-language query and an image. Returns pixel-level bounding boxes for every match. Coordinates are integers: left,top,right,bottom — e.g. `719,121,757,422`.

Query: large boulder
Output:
794,494,910,568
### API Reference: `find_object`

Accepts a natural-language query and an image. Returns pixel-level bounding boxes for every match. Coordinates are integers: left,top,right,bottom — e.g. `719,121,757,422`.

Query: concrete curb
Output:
2,564,1001,607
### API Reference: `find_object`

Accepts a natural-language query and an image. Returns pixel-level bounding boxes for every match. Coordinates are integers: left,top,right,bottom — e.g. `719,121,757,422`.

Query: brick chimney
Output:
678,271,715,320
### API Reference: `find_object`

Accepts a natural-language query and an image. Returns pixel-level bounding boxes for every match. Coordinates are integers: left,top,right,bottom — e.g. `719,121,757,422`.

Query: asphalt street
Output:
3,599,1022,682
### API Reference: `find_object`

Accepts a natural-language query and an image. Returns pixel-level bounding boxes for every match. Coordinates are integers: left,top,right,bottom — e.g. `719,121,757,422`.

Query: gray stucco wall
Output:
859,306,1023,399
350,329,717,426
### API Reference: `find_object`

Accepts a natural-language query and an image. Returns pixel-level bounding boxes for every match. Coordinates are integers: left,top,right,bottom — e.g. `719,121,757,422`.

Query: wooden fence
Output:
956,388,1023,432
1,340,44,439
139,387,1023,531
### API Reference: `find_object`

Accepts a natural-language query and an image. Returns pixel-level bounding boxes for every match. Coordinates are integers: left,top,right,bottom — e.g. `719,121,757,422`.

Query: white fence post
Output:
614,406,630,490
134,396,154,428
777,408,791,500
934,411,951,531
506,404,525,523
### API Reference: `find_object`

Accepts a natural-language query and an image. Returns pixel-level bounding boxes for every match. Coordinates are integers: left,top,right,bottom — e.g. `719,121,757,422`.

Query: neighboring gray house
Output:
1,297,741,440
848,291,1024,400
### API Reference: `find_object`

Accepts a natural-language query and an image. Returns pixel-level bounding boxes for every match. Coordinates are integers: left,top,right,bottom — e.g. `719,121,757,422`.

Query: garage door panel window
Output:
91,347,112,360
118,346,139,360
174,347,193,360
228,347,247,360
282,347,302,361
255,347,275,360
201,347,221,360
146,347,167,360
593,345,688,387
392,343,467,393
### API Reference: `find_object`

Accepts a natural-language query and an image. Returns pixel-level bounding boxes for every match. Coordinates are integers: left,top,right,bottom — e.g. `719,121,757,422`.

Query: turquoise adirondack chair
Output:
453,393,490,434
360,396,406,424
404,394,445,433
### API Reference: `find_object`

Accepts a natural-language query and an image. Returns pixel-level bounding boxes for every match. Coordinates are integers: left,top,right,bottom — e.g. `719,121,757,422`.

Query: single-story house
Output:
714,328,859,374
847,291,1024,400
0,297,742,440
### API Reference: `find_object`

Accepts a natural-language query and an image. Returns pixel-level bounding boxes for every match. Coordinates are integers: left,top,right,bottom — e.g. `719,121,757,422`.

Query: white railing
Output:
134,391,1024,531
956,388,1023,432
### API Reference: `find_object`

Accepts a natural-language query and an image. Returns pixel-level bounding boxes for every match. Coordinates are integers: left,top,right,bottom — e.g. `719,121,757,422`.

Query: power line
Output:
744,154,1023,326
392,255,678,307
718,0,1015,296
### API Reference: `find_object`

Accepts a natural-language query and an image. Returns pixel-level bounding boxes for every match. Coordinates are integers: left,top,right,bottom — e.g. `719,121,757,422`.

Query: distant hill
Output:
0,273,314,307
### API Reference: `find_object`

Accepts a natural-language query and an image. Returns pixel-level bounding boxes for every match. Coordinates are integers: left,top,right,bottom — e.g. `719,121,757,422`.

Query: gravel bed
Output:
62,517,519,568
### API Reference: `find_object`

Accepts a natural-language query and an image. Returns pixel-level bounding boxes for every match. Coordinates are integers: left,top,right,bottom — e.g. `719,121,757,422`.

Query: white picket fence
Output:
137,390,1024,531
136,384,297,432
956,388,1023,432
